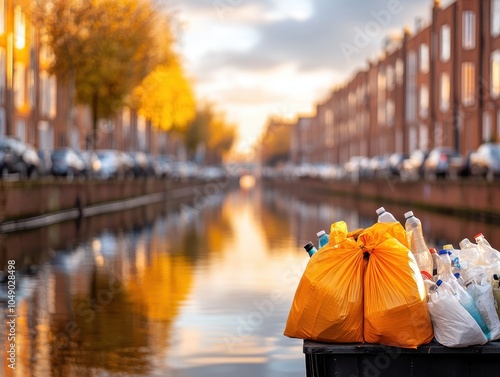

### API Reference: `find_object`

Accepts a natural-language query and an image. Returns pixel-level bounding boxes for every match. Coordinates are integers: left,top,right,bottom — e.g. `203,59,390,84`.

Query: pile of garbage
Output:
284,207,500,348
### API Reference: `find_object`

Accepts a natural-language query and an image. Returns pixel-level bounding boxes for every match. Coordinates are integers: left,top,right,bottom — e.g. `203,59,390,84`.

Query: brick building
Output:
291,0,500,165
0,1,171,156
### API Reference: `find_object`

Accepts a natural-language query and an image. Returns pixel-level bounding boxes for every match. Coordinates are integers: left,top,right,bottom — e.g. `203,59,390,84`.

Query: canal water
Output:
2,183,500,376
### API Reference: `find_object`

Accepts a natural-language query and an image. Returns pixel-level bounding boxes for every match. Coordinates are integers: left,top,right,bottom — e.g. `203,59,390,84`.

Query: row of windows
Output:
439,10,476,63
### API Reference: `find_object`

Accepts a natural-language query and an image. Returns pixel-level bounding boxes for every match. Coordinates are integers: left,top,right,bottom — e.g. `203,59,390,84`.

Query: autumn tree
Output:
132,58,196,133
184,104,237,164
260,117,292,166
31,0,172,147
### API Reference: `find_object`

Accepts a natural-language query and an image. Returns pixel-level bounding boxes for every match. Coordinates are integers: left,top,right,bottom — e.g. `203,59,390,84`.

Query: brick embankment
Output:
0,177,237,233
263,178,500,222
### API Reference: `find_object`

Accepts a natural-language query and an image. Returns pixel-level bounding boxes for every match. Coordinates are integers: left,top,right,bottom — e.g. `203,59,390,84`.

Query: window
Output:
377,68,386,126
14,5,25,49
463,11,475,49
0,108,5,136
492,50,500,98
387,64,394,90
28,69,35,108
13,62,25,109
441,24,451,62
16,120,26,142
40,70,56,117
497,110,500,141
38,121,54,150
386,99,395,127
0,47,5,104
492,0,500,37
406,51,417,122
483,112,492,142
0,0,5,34
440,72,450,112
462,62,475,106
420,44,429,73
396,58,404,85
419,85,429,119
419,124,428,151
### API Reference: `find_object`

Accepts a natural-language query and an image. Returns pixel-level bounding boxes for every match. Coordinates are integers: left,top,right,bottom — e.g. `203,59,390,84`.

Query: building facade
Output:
291,0,500,165
0,1,170,155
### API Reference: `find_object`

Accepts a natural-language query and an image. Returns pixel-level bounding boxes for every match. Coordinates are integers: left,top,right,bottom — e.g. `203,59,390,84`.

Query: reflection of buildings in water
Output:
264,188,500,253
4,200,206,377
261,189,365,249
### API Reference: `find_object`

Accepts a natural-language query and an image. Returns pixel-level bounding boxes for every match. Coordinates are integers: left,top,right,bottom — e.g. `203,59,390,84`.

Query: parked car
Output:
344,156,370,180
0,137,40,178
117,151,134,178
155,155,174,178
401,150,429,180
469,142,500,181
95,149,126,179
128,151,149,177
369,154,391,178
51,148,87,178
448,150,473,179
423,147,460,179
80,150,102,178
387,152,409,177
199,165,226,181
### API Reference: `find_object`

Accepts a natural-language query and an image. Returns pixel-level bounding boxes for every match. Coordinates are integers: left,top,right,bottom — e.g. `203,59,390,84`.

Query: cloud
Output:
179,0,431,80
175,0,434,150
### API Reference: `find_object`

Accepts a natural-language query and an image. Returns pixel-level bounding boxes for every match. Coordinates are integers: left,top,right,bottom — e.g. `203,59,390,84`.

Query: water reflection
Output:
3,184,500,376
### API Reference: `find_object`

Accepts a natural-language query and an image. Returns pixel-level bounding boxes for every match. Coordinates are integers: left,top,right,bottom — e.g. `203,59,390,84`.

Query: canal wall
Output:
0,177,237,232
264,178,500,222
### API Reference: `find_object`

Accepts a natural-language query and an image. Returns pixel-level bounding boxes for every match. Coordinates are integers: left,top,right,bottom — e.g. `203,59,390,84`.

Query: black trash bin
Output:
304,340,500,377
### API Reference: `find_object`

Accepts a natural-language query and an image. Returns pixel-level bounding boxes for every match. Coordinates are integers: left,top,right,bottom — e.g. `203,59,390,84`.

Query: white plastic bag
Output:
427,294,488,347
467,282,500,341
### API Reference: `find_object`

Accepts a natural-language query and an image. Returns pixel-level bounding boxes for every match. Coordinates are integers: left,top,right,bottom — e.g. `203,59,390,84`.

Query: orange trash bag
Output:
284,221,365,343
358,222,433,348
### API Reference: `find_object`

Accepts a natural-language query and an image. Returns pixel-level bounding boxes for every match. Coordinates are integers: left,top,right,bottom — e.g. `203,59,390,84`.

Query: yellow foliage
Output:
208,113,237,154
134,62,196,132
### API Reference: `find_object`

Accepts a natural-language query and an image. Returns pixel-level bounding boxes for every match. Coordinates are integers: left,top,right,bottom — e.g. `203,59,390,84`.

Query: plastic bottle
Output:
376,207,397,223
303,242,318,258
404,211,432,276
475,233,500,264
437,249,456,282
458,238,482,272
429,248,439,277
436,279,491,339
454,272,466,287
475,233,500,278
423,277,438,301
316,230,329,249
443,244,461,273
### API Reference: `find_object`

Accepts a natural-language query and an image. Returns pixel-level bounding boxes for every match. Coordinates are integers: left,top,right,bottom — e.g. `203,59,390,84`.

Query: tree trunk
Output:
66,69,76,148
92,90,98,150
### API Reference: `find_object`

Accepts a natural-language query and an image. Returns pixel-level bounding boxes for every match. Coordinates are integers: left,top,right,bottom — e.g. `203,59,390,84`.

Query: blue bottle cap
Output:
436,279,443,286
454,273,461,279
438,249,448,255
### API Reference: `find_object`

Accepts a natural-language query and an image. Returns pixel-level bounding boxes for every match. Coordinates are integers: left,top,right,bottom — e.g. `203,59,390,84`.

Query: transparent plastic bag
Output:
428,293,488,347
467,282,500,341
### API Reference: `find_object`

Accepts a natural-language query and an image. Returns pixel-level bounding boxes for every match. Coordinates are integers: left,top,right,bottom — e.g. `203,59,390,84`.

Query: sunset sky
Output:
174,0,452,153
